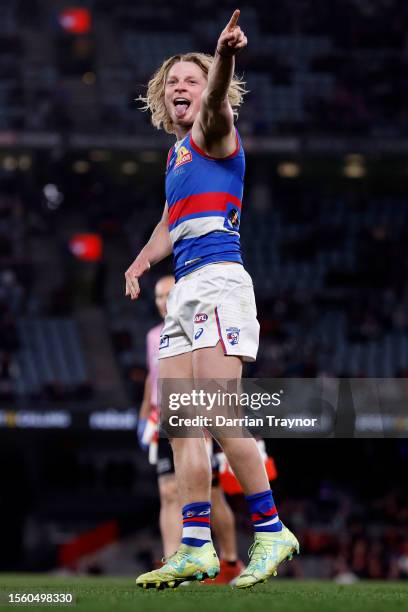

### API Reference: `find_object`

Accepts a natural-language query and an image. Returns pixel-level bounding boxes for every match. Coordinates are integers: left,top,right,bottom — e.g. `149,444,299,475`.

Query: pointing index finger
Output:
227,9,240,31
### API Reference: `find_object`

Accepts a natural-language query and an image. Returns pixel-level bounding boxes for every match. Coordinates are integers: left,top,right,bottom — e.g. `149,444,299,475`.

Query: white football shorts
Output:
158,263,260,362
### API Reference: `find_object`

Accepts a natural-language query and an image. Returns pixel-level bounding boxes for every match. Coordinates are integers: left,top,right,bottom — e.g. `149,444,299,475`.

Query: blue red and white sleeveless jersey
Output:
165,130,245,281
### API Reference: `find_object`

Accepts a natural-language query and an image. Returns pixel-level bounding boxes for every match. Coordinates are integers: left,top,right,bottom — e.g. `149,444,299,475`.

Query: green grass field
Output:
0,575,406,612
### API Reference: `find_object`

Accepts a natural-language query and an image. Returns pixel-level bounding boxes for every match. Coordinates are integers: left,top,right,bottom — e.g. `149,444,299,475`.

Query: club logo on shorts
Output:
174,146,192,169
186,511,194,517
159,334,169,349
226,327,240,346
194,313,208,323
194,327,204,340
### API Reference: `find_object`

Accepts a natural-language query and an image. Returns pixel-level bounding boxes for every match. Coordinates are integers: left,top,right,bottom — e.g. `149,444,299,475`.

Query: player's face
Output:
155,276,175,319
165,61,207,132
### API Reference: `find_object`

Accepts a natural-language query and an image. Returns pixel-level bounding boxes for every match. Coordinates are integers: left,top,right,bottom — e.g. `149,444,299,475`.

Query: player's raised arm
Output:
125,202,172,300
196,9,247,144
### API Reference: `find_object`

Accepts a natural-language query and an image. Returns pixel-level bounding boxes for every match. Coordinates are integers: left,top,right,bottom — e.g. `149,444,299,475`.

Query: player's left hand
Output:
125,253,150,300
216,9,247,57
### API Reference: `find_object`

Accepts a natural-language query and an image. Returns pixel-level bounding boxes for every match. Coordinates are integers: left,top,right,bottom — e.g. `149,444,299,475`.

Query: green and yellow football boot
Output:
235,524,300,589
136,542,220,590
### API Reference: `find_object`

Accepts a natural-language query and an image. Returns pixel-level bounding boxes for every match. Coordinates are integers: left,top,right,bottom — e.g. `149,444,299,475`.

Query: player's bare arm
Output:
125,202,172,300
193,9,247,157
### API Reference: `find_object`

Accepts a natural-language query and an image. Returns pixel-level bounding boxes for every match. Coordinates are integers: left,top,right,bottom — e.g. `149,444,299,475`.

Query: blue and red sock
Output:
181,501,211,547
246,490,282,533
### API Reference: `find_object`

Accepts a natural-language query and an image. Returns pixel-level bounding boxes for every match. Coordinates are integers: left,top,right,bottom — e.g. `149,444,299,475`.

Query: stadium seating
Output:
0,0,407,135
15,318,89,398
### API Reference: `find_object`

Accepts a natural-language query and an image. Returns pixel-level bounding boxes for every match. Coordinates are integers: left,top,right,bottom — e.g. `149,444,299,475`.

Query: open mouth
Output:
173,97,191,118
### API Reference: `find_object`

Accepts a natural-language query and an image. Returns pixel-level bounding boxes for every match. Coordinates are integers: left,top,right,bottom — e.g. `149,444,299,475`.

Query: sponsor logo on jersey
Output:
194,327,204,340
174,146,192,169
194,313,208,323
224,202,241,231
227,207,240,228
159,334,169,349
226,327,240,346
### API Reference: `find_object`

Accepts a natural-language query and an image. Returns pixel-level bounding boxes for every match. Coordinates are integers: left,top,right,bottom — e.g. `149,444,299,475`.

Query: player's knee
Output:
191,462,212,487
217,436,256,462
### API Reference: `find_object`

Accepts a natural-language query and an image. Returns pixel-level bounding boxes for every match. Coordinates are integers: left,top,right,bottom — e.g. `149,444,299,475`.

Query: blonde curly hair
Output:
138,52,247,135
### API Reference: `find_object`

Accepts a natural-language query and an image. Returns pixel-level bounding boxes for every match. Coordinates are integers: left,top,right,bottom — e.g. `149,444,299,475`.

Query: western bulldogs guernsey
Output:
165,130,244,281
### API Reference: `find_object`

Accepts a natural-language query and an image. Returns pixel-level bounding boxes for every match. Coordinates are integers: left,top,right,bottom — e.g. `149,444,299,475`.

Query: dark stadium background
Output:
0,0,407,582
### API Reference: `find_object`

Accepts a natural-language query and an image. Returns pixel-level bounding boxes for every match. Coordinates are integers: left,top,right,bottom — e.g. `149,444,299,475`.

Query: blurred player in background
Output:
137,275,179,554
137,275,244,583
126,9,299,589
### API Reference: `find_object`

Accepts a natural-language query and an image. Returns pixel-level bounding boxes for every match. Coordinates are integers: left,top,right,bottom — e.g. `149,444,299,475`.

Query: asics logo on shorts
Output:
194,327,204,340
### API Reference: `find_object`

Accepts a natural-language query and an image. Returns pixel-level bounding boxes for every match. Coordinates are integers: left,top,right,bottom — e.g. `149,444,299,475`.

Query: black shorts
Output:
156,437,175,477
